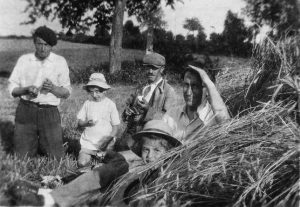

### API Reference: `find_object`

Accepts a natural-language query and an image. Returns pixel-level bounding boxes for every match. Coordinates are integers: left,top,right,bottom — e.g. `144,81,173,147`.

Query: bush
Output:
69,61,147,85
69,60,184,87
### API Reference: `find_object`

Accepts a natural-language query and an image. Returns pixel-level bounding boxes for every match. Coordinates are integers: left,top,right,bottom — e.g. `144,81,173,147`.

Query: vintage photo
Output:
0,0,299,206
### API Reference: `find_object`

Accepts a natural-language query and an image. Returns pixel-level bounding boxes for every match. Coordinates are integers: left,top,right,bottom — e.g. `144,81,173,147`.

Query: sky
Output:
0,0,248,37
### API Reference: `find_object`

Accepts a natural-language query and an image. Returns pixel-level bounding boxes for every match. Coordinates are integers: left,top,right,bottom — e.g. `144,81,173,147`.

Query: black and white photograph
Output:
0,0,299,206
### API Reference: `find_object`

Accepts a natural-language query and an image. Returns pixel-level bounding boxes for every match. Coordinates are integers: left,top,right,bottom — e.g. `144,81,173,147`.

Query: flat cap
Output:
143,52,165,68
34,26,57,46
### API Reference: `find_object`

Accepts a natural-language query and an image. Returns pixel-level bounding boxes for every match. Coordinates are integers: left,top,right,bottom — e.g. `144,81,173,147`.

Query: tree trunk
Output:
146,26,154,53
109,0,126,74
195,31,199,52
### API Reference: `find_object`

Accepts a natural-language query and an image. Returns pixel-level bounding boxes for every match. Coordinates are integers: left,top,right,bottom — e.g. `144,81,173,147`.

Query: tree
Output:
183,17,205,52
122,20,143,49
222,10,251,56
94,24,110,45
110,0,126,74
23,0,178,73
208,32,225,54
137,5,167,52
243,0,300,37
196,29,207,53
123,20,140,36
186,34,196,52
183,17,203,36
175,34,185,42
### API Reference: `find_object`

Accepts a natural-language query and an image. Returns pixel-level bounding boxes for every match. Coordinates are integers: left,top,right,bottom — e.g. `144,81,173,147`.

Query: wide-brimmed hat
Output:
143,52,165,68
83,73,111,90
130,120,181,157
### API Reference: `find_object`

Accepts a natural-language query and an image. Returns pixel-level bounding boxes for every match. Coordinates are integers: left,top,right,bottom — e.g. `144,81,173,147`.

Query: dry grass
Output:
102,102,299,207
246,36,300,111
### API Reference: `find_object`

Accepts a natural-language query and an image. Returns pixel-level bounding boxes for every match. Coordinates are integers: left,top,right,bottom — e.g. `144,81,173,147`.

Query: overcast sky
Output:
0,0,247,37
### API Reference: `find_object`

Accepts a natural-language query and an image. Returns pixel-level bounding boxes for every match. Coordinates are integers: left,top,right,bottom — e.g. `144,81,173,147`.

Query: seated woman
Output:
6,120,181,207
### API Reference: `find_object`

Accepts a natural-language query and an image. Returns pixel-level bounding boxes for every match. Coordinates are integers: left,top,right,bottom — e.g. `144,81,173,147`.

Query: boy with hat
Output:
7,120,181,207
76,73,120,167
8,26,71,159
117,52,177,151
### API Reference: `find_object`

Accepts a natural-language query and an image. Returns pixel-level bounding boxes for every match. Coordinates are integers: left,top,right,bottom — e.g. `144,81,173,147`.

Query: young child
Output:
77,73,120,167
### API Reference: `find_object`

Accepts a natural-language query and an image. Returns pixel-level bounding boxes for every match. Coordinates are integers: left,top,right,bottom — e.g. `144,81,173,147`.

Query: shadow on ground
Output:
63,127,82,157
0,120,14,153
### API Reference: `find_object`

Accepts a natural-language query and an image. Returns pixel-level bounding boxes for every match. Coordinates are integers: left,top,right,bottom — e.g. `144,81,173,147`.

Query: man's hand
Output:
41,78,70,99
42,78,55,92
86,120,97,127
123,106,144,123
124,107,135,117
27,86,39,98
188,65,212,87
136,97,149,110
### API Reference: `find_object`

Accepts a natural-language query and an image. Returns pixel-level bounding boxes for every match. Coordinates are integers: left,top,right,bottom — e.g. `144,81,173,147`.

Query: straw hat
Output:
130,120,181,157
83,73,111,90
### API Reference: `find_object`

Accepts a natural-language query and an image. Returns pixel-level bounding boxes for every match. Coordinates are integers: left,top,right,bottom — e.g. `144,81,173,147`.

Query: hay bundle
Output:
245,35,299,110
225,35,300,118
103,102,299,207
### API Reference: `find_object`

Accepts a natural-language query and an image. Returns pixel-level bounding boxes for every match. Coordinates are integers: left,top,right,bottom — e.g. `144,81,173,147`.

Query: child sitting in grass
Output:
76,73,120,167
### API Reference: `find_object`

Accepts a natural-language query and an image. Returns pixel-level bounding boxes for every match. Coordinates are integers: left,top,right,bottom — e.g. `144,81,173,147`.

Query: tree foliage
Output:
182,17,206,53
23,0,178,74
122,20,144,49
222,10,251,56
136,5,167,52
135,4,167,29
23,0,176,33
183,17,204,35
206,10,252,57
243,0,300,37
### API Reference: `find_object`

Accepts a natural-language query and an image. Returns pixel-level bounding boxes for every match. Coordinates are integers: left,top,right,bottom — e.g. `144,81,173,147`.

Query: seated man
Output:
163,65,230,142
6,120,181,207
116,52,177,151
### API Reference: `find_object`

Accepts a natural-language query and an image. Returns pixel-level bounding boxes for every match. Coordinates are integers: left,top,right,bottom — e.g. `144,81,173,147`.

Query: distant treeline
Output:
59,20,252,58
57,18,252,73
0,35,31,39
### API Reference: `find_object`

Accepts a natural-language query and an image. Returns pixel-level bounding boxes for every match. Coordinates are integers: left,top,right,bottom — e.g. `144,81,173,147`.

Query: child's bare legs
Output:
77,148,96,167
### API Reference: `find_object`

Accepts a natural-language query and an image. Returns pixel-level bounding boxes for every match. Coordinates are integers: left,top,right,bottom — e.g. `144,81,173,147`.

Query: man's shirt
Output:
142,78,163,103
163,101,216,142
8,52,72,106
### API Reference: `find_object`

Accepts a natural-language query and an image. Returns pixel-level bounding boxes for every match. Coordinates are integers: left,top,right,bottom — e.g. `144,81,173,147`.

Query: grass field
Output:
0,39,256,205
0,39,145,76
